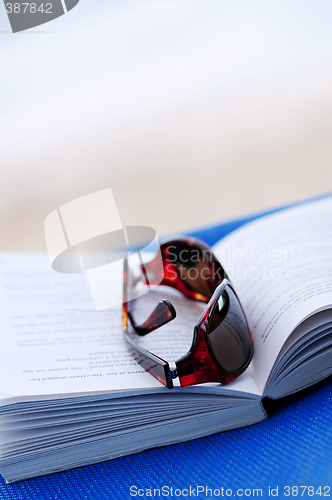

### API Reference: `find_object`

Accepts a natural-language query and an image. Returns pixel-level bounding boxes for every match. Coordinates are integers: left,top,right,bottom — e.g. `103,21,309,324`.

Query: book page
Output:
0,253,259,401
213,197,332,393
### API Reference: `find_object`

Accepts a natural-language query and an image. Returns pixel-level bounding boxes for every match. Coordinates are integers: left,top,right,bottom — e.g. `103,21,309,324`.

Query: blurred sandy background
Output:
0,0,331,250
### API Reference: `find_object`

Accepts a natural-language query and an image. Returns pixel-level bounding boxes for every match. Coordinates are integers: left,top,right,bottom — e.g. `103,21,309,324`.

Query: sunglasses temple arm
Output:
124,333,176,389
128,299,176,336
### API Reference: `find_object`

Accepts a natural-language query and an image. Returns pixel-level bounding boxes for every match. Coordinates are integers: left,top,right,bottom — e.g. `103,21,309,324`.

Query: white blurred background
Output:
0,0,331,250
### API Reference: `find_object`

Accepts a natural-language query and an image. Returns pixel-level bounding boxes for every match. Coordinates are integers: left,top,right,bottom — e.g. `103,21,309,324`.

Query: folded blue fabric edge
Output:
189,191,332,246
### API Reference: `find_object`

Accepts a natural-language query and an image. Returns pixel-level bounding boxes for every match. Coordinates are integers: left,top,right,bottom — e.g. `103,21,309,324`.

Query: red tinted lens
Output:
161,240,226,302
206,285,252,373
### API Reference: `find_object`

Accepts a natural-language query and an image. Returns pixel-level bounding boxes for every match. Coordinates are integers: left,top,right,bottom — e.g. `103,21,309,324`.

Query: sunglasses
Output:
122,237,253,389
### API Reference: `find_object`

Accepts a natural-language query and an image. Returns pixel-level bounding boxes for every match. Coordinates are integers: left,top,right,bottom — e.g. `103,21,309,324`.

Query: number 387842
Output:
5,3,53,14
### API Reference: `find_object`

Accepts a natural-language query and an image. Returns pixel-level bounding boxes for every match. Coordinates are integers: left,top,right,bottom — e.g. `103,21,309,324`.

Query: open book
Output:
0,197,331,483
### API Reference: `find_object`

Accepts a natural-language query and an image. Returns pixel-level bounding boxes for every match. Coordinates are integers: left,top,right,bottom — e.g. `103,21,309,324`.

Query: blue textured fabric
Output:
1,197,331,498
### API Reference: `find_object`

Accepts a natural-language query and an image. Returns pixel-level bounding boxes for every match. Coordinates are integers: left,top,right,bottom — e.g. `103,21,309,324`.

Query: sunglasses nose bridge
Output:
209,279,230,304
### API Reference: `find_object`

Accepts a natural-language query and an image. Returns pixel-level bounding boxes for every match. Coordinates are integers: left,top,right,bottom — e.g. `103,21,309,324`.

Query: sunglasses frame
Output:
122,237,253,389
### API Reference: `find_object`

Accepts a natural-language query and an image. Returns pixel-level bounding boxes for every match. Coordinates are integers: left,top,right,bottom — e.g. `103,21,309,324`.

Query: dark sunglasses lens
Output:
206,286,252,372
165,241,225,300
